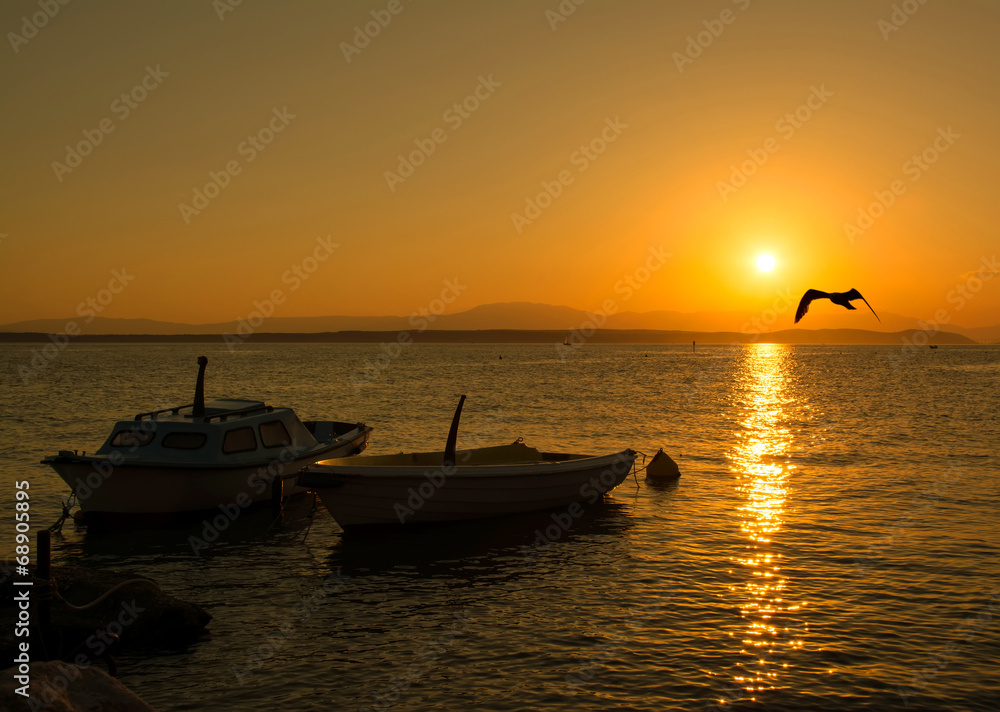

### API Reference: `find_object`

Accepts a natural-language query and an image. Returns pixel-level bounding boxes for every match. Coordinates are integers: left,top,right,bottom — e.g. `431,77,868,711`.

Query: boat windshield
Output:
110,429,155,447
223,427,258,454
260,420,292,448
162,432,208,450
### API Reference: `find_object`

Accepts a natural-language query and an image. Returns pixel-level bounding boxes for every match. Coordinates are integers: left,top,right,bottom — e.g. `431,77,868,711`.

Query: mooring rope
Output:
49,491,78,534
300,491,320,544
625,450,650,488
48,577,162,611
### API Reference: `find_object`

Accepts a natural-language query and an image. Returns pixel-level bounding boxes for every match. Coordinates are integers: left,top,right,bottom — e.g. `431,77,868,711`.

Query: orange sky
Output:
2,0,998,327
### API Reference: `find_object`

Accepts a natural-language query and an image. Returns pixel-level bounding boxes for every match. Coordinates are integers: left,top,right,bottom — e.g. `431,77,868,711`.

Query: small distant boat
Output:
299,395,637,529
42,357,372,520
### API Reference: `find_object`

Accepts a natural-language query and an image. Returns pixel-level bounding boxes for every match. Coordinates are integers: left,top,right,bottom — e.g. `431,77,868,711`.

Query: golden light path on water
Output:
724,344,801,703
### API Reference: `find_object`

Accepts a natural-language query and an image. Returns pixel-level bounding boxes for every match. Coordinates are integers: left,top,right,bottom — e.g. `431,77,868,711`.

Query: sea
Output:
1,342,998,711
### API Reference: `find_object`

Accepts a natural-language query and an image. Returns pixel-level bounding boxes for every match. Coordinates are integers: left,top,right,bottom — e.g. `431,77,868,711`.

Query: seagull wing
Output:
844,288,880,323
795,289,828,323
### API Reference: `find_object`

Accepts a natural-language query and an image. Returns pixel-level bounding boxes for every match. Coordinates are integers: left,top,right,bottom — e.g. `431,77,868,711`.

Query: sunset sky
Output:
2,0,998,327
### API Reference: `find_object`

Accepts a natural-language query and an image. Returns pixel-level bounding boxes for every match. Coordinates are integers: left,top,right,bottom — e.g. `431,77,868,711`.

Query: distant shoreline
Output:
0,328,982,345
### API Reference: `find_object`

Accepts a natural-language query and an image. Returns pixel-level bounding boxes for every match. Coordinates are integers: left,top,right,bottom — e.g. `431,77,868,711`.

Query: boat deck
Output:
316,442,589,469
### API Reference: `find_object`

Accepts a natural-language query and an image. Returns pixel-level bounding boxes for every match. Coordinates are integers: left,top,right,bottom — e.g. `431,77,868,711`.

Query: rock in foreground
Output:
0,563,210,663
0,661,157,711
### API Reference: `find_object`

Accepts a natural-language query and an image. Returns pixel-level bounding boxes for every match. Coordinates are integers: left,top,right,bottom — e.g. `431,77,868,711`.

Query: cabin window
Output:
161,432,207,450
110,430,154,447
259,420,292,448
223,427,257,454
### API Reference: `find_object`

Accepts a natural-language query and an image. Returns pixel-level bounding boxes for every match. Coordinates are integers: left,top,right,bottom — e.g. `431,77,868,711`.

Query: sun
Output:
756,253,776,272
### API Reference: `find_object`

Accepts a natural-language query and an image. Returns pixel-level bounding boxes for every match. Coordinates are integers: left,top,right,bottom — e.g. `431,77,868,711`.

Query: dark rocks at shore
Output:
1,563,211,665
0,660,158,711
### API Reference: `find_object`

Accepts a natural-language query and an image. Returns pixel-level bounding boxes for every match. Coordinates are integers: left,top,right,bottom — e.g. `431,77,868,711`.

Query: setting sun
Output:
756,254,776,272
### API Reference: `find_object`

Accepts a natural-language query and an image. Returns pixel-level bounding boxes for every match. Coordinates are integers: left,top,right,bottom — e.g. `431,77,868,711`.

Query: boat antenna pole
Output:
443,394,466,468
193,356,208,418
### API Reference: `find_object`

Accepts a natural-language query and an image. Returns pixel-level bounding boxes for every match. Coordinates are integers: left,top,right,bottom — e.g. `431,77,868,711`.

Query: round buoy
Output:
646,448,681,480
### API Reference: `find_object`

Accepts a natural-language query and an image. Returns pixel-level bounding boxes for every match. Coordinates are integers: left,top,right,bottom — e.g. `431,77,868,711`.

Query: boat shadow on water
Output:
323,499,636,580
59,494,322,561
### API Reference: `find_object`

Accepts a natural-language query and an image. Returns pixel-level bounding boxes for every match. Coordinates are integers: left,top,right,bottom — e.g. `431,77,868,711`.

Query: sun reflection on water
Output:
726,343,800,698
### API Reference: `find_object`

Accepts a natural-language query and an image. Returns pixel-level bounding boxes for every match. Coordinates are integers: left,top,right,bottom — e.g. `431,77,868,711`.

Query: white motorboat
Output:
298,396,637,529
41,356,372,520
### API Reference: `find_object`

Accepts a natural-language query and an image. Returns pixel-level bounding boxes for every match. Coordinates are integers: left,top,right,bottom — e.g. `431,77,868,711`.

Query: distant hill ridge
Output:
0,328,979,346
1,301,997,342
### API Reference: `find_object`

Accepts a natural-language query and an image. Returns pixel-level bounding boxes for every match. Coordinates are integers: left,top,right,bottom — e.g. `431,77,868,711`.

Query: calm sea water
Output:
1,342,998,711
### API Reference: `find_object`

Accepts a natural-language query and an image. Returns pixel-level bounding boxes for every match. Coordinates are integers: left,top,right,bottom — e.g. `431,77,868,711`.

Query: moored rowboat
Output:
298,441,637,529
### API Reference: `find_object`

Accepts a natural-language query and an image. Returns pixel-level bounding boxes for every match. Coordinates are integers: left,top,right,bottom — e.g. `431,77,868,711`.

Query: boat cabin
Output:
93,399,320,464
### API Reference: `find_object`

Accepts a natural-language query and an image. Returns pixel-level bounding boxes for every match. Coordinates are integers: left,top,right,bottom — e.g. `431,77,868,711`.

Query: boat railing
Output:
133,403,273,422
134,404,195,421
204,405,274,422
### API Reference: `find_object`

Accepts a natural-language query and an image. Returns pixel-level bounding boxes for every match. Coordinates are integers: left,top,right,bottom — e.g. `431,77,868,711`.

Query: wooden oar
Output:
443,394,466,468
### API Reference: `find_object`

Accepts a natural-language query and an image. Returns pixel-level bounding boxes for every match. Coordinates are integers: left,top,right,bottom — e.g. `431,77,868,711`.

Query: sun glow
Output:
756,254,776,272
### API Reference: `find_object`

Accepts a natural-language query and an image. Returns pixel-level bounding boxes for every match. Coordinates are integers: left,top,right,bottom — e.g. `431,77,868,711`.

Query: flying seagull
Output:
794,288,880,324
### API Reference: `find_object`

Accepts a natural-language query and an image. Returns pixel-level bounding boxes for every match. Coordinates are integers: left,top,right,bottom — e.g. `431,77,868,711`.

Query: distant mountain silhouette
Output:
0,328,979,346
1,301,997,342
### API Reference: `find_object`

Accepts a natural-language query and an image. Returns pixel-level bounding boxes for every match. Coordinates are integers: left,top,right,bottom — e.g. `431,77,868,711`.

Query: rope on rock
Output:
48,577,162,612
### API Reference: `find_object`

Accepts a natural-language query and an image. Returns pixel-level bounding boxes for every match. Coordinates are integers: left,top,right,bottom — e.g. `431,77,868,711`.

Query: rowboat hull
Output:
299,443,637,529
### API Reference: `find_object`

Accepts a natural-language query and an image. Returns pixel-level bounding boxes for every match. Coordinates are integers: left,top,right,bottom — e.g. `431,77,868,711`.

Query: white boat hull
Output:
299,444,637,529
46,426,371,517
41,356,374,522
